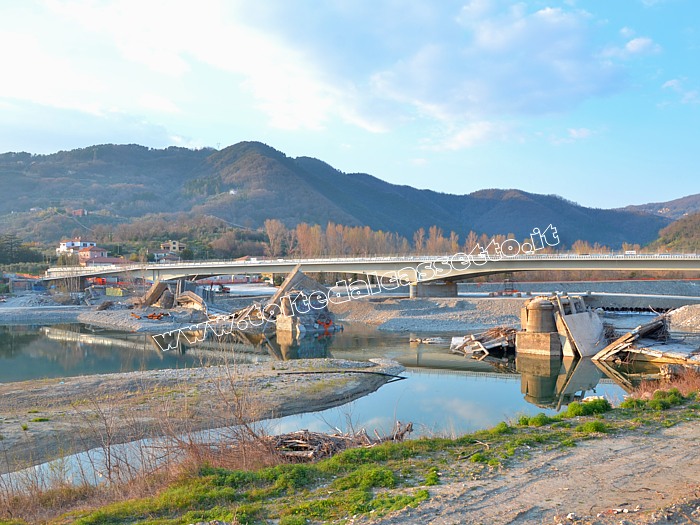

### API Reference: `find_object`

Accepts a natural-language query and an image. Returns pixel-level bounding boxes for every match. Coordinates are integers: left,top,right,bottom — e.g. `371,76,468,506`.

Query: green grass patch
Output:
424,466,440,486
45,393,700,525
519,412,559,427
575,421,609,434
564,398,612,417
620,388,687,412
332,465,396,490
488,421,513,435
29,417,50,423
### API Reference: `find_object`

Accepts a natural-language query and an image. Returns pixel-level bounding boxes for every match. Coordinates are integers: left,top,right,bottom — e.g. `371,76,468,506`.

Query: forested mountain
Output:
623,193,700,220
0,141,674,247
649,211,700,252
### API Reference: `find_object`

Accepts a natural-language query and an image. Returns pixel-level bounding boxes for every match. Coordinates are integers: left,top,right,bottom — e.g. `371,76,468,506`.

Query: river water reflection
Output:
0,322,636,436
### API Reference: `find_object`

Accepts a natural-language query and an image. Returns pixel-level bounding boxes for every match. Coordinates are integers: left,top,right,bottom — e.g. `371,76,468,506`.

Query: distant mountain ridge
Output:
623,193,700,220
0,141,679,247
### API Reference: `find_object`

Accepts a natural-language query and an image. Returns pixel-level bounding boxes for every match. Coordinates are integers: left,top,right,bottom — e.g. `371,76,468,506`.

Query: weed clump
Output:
489,421,513,435
564,398,611,417
424,467,440,486
519,413,558,427
619,397,647,409
332,465,396,490
576,421,609,434
620,388,686,411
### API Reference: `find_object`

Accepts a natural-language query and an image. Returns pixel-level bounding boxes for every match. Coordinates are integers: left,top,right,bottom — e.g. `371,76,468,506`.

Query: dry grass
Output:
0,350,289,524
632,367,700,398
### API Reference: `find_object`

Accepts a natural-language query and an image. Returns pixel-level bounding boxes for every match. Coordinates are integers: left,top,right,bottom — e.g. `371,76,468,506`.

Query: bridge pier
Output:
410,282,459,298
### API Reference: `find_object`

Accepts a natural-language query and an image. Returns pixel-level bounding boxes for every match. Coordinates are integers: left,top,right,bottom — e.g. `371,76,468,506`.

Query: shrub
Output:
620,397,647,409
576,421,608,434
622,388,686,411
469,452,488,463
564,398,611,417
489,421,512,435
526,413,556,427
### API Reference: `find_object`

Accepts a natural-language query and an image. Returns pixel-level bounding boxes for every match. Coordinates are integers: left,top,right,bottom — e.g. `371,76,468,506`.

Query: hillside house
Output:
56,238,97,255
160,240,186,253
78,246,108,265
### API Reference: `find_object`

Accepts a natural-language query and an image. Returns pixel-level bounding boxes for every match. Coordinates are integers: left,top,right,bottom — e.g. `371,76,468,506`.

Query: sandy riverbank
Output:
0,358,404,475
0,291,528,333
0,292,210,332
355,416,700,525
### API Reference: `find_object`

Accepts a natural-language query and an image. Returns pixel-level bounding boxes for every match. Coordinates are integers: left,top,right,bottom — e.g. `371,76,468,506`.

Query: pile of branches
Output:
267,421,414,461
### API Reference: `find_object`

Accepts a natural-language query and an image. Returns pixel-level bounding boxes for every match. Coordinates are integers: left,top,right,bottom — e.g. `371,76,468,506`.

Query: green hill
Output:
0,141,673,248
649,211,700,252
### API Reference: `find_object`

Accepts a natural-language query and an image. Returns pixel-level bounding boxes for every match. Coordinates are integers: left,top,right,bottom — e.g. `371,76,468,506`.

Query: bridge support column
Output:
411,282,458,298
516,354,562,407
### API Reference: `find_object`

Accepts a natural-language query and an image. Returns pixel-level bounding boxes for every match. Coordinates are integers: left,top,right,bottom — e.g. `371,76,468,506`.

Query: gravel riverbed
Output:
331,297,525,332
0,358,404,475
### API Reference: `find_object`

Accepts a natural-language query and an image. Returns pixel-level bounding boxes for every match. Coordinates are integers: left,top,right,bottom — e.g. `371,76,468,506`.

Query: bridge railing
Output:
44,252,700,277
147,253,700,265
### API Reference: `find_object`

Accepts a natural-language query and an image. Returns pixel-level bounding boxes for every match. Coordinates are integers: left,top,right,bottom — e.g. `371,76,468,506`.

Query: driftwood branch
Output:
266,421,414,461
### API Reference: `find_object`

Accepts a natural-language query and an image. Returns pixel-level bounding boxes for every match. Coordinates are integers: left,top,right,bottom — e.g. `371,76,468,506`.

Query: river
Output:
0,319,639,436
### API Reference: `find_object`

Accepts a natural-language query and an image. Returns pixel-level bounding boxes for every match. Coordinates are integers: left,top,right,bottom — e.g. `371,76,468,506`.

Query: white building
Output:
56,238,97,255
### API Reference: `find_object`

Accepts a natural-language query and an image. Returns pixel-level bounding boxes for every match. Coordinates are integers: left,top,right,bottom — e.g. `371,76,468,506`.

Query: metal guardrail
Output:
43,253,700,278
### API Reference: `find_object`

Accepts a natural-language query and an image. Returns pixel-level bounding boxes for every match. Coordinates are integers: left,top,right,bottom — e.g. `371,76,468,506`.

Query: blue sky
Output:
0,0,698,209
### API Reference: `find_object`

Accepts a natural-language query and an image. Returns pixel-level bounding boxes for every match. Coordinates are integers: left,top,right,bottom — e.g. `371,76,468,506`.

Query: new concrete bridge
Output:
44,253,700,297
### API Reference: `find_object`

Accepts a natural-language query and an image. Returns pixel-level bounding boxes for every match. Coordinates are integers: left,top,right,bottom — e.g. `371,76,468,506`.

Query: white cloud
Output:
424,121,508,151
374,2,625,128
568,127,592,139
0,0,675,153
0,30,107,115
26,0,386,134
602,36,661,58
625,37,660,54
662,78,699,104
662,79,681,90
0,100,174,153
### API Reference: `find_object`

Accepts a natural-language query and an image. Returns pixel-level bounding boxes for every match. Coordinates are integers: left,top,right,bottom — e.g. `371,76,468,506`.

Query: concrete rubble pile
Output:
228,265,341,335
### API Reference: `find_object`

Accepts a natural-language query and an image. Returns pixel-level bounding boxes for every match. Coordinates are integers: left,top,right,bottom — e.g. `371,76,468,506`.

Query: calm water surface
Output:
0,321,630,435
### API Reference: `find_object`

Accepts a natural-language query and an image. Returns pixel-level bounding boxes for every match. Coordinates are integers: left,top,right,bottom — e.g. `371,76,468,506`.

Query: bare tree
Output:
264,219,287,257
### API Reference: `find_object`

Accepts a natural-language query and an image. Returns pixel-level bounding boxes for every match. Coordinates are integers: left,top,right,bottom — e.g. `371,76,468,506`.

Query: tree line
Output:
0,233,43,265
263,220,564,258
